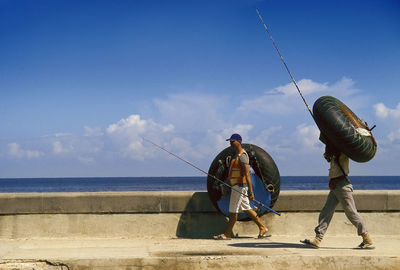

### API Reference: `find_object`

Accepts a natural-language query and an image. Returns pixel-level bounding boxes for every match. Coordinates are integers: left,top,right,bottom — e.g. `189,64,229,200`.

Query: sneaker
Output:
358,233,374,249
300,236,323,249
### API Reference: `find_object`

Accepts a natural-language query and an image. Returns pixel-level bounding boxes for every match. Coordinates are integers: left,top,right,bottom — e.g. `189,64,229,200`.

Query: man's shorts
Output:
229,185,252,213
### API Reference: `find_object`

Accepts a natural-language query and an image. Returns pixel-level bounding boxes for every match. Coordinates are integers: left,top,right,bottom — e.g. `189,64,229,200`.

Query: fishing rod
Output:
256,8,314,119
142,137,281,216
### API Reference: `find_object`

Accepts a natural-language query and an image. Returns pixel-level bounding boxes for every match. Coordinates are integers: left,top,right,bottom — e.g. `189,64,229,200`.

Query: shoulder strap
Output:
335,154,349,180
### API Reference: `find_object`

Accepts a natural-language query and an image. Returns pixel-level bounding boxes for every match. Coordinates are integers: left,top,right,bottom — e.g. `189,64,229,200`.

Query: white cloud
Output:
54,133,72,138
84,126,103,137
169,137,199,159
107,115,174,134
252,126,282,148
295,124,322,152
374,103,400,119
388,128,400,143
51,137,76,155
373,102,400,149
239,77,360,115
105,94,248,162
211,124,254,152
273,78,328,96
6,76,393,176
52,141,65,154
8,143,43,159
328,77,360,97
106,114,175,160
102,79,362,169
49,132,103,160
238,90,294,115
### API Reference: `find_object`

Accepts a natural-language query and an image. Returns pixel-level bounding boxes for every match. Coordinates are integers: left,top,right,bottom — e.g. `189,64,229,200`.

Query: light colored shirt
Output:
238,151,249,165
329,153,349,179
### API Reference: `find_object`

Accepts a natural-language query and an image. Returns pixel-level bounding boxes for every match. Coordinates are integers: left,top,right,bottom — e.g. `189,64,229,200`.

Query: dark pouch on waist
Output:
329,176,345,190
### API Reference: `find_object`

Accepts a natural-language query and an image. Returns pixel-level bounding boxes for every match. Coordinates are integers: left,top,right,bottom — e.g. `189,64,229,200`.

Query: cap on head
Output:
226,133,242,143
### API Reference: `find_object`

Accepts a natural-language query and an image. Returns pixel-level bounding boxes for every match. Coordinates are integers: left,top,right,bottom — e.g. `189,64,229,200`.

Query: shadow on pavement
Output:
229,241,353,250
176,192,228,239
229,242,315,249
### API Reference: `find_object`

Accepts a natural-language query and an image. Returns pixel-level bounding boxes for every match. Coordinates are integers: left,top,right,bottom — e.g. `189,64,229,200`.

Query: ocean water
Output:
0,176,399,193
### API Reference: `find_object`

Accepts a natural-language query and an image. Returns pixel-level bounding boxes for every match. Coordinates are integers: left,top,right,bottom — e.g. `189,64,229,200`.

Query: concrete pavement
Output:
1,235,400,269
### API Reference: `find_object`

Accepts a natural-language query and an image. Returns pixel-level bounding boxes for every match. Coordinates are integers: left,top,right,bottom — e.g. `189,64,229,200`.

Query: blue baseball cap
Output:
226,133,242,142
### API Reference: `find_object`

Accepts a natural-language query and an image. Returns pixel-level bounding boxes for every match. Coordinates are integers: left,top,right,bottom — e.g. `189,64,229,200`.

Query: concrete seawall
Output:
1,190,399,269
0,190,399,239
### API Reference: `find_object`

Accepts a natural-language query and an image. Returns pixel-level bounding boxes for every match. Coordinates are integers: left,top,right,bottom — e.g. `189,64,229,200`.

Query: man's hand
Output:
323,152,332,162
249,192,255,201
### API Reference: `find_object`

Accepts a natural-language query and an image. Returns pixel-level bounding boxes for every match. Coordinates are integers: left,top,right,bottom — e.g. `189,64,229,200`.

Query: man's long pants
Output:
314,180,367,237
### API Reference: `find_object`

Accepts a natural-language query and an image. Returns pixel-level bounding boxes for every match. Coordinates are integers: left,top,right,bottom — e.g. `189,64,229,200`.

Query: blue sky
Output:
1,0,399,177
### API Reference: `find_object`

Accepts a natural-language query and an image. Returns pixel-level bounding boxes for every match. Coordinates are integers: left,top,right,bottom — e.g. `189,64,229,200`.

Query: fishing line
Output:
256,8,314,119
142,137,280,216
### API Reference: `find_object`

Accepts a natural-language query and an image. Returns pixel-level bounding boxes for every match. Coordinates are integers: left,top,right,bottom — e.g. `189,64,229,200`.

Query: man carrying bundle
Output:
301,138,374,249
213,133,269,240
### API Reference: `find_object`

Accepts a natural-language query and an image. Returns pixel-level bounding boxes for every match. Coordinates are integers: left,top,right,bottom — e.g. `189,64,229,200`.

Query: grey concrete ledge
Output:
274,190,400,212
0,191,209,215
0,190,399,215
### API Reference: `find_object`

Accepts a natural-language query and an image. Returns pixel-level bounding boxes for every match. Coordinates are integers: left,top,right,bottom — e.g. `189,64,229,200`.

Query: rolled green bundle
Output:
313,96,377,163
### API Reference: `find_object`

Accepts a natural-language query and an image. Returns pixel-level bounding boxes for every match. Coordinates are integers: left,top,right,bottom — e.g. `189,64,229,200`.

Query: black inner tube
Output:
207,143,280,220
313,96,377,163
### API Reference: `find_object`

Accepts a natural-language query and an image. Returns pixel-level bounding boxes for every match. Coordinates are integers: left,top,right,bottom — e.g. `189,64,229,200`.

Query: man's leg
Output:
223,213,238,238
214,186,241,239
334,184,367,235
245,209,268,236
314,190,339,237
302,190,339,248
335,183,372,248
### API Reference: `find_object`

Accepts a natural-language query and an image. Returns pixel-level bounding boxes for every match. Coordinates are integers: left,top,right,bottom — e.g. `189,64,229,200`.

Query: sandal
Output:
257,233,272,239
257,228,271,239
213,234,231,240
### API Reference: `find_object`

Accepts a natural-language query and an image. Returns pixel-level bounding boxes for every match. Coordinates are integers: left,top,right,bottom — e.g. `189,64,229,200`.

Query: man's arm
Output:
240,158,254,201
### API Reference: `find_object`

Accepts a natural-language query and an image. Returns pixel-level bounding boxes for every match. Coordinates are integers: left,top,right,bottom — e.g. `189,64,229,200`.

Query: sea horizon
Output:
0,176,399,193
1,175,400,179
